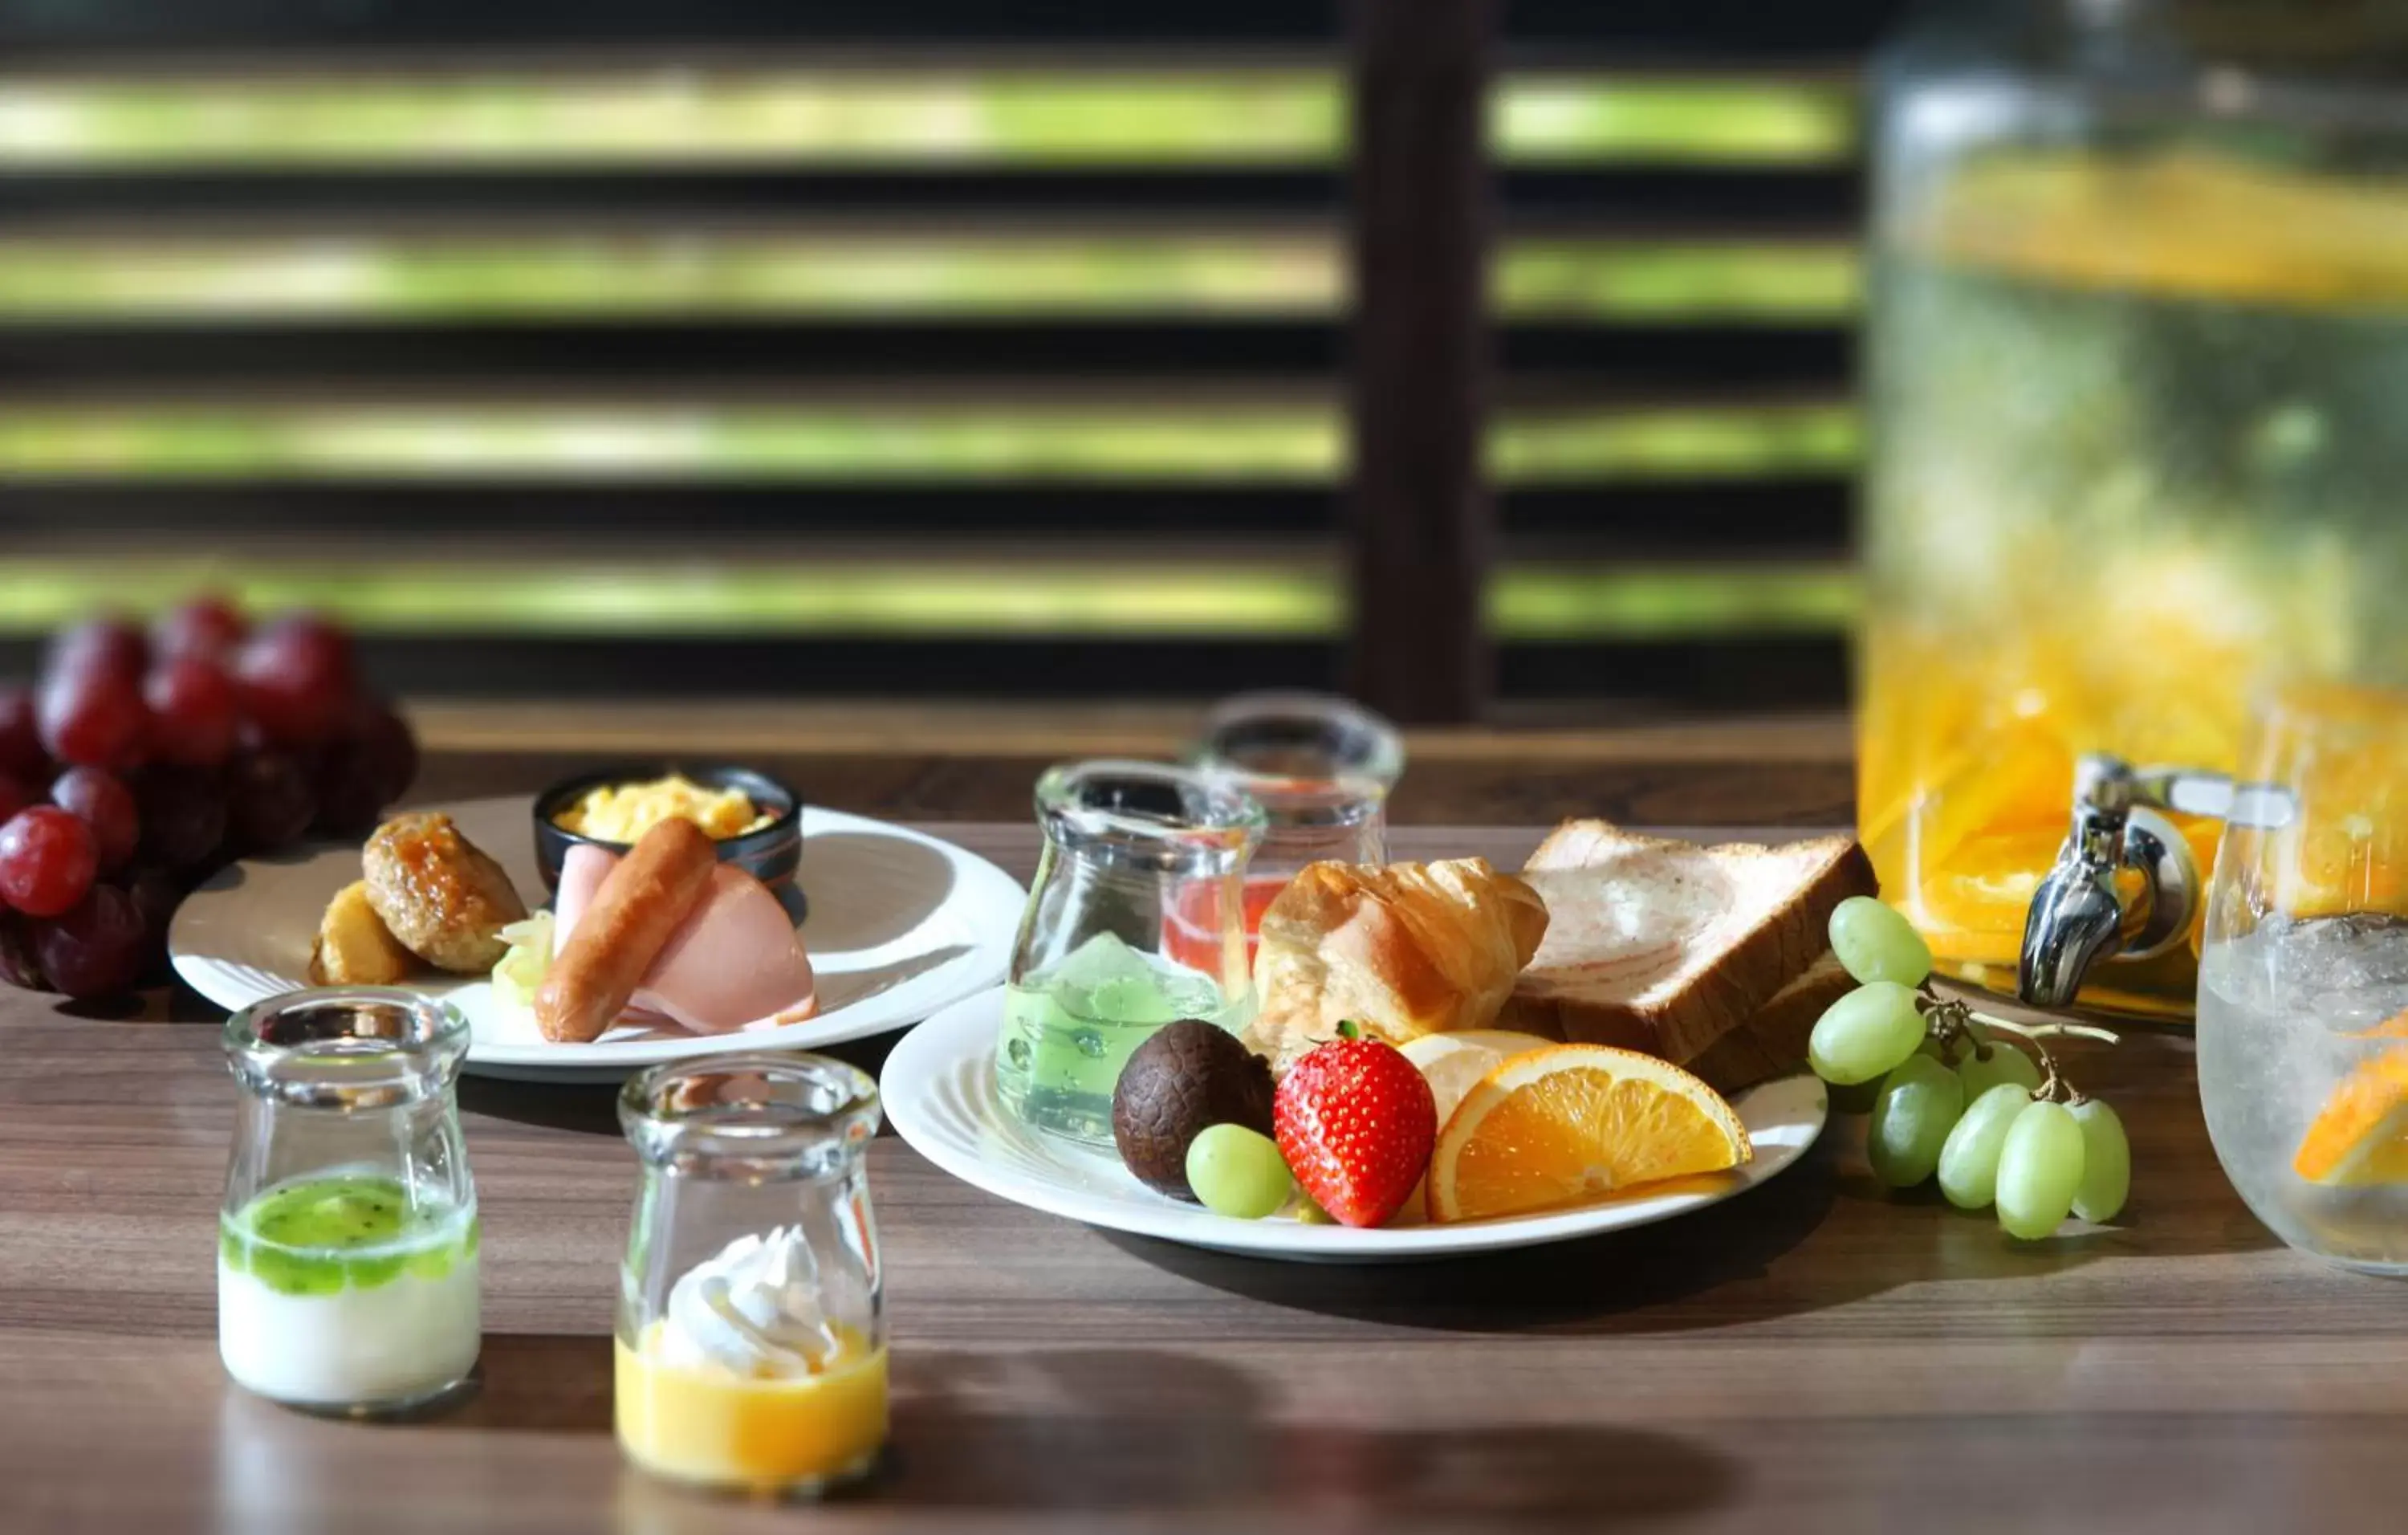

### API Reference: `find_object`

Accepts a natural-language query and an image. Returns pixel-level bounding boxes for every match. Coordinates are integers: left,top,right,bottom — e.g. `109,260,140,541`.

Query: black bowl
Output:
531,763,805,922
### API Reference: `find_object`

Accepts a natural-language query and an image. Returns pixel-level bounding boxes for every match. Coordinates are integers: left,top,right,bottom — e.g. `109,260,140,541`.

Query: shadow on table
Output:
457,1028,913,1138
423,1333,616,1433
880,1346,1739,1521
1100,1139,1839,1336
1107,1108,2277,1335
223,1340,1738,1525
460,1076,625,1136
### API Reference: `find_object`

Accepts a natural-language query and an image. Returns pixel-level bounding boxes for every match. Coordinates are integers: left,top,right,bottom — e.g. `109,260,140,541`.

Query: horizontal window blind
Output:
0,0,1902,709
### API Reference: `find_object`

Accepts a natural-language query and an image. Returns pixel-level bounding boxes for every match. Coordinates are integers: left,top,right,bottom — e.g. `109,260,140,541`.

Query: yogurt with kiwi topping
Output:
218,1171,480,1410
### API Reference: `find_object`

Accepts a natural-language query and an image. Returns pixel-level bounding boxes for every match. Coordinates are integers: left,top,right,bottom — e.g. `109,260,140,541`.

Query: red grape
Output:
46,618,146,687
0,686,47,779
123,864,181,934
0,773,29,825
144,656,238,768
225,751,317,853
120,865,181,981
132,769,226,871
311,738,387,836
37,669,147,770
312,696,416,834
356,698,419,807
0,806,97,917
152,595,246,662
0,914,43,990
50,766,137,873
235,613,356,748
31,884,147,999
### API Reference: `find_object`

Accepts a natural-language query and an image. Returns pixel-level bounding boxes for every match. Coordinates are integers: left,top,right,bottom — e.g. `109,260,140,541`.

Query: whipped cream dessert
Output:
657,1227,844,1375
218,1173,480,1411
616,1225,886,1492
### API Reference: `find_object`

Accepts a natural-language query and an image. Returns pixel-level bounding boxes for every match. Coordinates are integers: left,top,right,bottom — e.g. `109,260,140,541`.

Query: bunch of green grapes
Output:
1809,896,2130,1240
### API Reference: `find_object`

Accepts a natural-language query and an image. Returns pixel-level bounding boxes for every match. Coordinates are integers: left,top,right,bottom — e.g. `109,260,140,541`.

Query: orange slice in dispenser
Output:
2292,682,2408,918
1916,728,2079,861
1425,1045,1750,1224
2295,1033,2408,1187
2286,817,2408,921
1885,724,2081,959
1910,827,2072,964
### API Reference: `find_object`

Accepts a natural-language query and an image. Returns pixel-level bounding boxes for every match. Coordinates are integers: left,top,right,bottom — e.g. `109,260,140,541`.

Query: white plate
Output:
884,986,1828,1263
170,795,1025,1081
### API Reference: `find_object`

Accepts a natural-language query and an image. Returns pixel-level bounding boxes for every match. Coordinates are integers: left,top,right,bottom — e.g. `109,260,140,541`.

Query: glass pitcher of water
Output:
997,760,1264,1146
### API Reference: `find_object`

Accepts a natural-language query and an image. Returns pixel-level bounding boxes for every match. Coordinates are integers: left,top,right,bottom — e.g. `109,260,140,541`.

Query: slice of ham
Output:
553,842,616,940
552,844,816,1035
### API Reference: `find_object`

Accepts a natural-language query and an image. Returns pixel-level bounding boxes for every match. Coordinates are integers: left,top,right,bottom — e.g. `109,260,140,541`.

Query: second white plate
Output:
885,986,1828,1264
170,795,1027,1081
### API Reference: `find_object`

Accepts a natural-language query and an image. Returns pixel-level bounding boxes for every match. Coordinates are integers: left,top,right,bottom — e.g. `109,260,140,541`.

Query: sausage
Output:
534,818,717,1043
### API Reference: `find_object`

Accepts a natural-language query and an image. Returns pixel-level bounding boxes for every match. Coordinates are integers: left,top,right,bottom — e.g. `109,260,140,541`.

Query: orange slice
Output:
1425,1045,1751,1224
2294,1038,2408,1187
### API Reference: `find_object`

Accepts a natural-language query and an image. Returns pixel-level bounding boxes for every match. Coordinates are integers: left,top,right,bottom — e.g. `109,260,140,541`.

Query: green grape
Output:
1995,1100,2085,1240
1827,895,1933,987
1956,1037,2043,1101
1186,1123,1292,1219
2068,1097,2131,1224
1867,1054,1965,1188
1807,980,1927,1086
1938,1083,2032,1209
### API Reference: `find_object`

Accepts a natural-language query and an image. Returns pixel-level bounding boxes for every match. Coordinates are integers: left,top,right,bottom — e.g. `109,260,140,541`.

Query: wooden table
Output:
5,735,2403,1533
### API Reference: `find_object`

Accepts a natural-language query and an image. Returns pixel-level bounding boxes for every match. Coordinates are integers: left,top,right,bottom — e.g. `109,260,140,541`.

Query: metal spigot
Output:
2016,754,2219,1008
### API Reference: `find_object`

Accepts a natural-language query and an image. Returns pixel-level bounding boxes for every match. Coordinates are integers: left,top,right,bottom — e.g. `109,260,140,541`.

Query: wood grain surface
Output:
403,701,1859,829
3,738,2402,1534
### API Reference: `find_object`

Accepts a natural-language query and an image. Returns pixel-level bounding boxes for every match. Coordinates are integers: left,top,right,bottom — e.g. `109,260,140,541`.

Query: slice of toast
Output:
1499,820,1877,1065
1686,950,1853,1095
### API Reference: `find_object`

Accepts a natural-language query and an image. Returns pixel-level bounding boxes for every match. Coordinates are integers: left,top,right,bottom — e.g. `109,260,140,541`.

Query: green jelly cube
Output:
246,1247,347,1298
344,1253,407,1289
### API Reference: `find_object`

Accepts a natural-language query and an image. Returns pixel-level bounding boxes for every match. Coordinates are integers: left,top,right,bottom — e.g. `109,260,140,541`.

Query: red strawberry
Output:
1272,1023,1436,1228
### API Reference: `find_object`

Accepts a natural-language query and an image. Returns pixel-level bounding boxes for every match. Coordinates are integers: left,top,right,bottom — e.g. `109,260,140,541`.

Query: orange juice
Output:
615,1322,887,1496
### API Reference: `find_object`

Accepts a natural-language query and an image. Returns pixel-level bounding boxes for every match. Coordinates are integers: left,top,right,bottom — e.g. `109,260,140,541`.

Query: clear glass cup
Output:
217,987,479,1416
999,759,1266,1146
615,1053,888,1497
2199,682,2408,1272
1192,690,1405,958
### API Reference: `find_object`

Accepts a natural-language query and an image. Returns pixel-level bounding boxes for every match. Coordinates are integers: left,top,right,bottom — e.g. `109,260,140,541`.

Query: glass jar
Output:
999,759,1265,1146
217,986,479,1416
615,1053,887,1498
1192,690,1405,963
1861,0,2408,1016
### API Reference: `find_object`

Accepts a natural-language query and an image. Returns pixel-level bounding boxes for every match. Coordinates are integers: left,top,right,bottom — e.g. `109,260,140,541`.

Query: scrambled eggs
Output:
555,774,774,844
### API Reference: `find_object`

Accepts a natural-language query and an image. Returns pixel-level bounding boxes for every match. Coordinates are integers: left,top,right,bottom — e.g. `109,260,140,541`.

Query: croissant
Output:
1242,857,1551,1075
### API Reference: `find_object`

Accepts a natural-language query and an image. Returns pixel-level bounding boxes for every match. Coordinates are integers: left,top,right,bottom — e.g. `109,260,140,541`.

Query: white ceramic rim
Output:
169,795,1026,1077
882,984,1828,1263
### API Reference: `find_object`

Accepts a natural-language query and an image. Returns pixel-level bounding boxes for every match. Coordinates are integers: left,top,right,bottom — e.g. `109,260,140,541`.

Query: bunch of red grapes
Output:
0,597,417,1000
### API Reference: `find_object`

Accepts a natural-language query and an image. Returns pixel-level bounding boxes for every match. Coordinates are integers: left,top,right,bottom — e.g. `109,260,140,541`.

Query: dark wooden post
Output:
1344,0,1496,724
